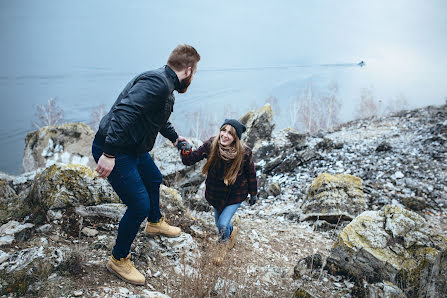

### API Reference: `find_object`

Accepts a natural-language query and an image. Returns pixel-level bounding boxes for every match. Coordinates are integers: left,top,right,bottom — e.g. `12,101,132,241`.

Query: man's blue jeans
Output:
214,203,241,243
92,140,162,259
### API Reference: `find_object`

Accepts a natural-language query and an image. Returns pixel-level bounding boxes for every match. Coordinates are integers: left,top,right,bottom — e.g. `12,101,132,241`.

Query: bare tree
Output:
297,83,321,133
89,104,108,132
184,107,219,141
32,97,64,129
320,82,341,130
384,94,409,115
355,88,378,119
288,82,342,133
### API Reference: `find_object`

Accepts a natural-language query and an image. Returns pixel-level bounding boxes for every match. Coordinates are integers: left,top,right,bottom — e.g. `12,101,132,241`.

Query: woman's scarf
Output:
218,142,237,161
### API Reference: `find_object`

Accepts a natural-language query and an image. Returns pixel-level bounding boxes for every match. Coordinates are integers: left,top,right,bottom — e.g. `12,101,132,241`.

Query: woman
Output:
180,119,258,265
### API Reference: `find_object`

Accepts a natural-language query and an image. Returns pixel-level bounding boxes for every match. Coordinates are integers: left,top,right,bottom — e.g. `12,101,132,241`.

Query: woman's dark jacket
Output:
181,137,258,213
94,65,180,156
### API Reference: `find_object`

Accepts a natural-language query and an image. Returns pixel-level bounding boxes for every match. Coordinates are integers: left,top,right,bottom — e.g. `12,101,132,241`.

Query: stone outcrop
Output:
300,173,367,222
326,205,447,297
75,203,126,221
151,138,205,189
23,123,96,172
0,221,34,246
239,104,275,148
27,163,119,211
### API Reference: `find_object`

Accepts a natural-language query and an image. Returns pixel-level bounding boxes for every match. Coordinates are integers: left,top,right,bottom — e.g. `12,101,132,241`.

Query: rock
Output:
151,138,205,187
367,282,406,298
376,141,392,152
300,173,367,223
267,181,281,197
81,227,98,237
75,203,126,221
37,224,52,233
0,221,34,245
0,250,9,263
398,196,427,211
140,289,171,298
141,232,199,269
315,138,335,151
285,129,307,150
27,163,119,211
184,181,211,212
159,185,185,214
391,171,404,180
23,123,96,172
73,290,83,297
294,288,315,298
4,246,67,274
0,179,18,202
239,104,275,148
0,235,14,246
325,205,447,297
0,179,19,224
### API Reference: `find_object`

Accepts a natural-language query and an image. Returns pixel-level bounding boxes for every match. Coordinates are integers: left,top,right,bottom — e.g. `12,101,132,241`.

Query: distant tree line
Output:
31,85,411,140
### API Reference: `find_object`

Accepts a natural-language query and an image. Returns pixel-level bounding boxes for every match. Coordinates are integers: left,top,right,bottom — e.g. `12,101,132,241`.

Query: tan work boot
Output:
106,254,145,285
227,226,238,250
212,243,228,266
145,215,181,237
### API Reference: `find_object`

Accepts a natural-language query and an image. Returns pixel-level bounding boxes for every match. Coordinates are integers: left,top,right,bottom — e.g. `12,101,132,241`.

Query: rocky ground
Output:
0,102,446,297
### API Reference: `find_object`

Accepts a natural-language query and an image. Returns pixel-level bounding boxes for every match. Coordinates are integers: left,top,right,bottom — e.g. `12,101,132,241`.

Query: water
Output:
0,64,361,174
1,1,446,175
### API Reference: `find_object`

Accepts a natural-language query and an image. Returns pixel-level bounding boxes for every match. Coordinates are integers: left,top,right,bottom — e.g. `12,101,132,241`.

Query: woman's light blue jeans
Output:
214,203,241,243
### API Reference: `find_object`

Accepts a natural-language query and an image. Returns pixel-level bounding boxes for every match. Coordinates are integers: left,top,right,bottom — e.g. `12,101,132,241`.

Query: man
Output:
91,44,200,285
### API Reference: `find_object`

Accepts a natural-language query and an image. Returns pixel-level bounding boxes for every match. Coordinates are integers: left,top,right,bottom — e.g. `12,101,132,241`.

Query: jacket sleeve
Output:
245,148,258,196
103,76,169,156
181,138,213,166
159,120,178,143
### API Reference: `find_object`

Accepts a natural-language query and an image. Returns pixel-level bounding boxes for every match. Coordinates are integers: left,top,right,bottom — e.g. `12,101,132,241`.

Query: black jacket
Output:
95,65,180,156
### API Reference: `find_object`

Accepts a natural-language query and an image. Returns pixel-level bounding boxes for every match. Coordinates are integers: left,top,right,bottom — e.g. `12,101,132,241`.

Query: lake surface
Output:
1,1,446,175
0,64,363,174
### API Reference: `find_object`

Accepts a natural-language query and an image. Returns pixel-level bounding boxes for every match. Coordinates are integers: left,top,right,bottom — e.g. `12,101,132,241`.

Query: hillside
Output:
0,102,446,297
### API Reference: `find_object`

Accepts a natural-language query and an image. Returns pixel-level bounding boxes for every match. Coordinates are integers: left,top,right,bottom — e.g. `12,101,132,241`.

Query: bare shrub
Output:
177,243,264,297
355,88,379,119
289,82,342,134
32,97,64,129
89,104,108,132
383,94,409,115
320,83,341,130
184,107,219,141
57,246,86,276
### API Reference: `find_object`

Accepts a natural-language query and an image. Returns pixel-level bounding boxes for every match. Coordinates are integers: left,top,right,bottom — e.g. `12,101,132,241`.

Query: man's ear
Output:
185,66,192,77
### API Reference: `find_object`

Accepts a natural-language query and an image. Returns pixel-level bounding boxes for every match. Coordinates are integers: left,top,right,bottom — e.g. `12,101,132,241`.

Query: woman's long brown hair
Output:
202,125,245,185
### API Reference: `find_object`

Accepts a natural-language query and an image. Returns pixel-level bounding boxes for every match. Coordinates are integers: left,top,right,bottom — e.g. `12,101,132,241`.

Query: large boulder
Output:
27,163,119,212
23,123,95,172
151,138,205,188
300,173,367,222
239,104,275,148
326,205,447,297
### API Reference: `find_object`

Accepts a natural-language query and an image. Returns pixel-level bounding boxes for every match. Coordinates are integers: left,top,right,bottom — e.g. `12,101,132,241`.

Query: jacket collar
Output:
165,65,181,91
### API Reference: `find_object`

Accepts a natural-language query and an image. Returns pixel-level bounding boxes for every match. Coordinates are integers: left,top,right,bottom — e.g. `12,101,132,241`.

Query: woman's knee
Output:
216,221,229,232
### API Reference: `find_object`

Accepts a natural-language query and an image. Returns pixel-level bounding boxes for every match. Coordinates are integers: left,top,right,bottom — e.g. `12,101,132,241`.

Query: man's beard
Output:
178,73,193,93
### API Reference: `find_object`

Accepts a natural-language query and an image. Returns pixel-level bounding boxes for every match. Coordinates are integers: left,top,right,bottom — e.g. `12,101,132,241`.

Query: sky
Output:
0,0,446,174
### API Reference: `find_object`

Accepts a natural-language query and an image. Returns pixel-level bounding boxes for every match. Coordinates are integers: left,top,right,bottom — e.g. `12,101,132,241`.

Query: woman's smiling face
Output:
219,125,235,146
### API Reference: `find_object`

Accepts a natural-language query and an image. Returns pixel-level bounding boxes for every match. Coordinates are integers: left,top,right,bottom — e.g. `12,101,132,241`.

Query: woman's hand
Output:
95,154,115,178
249,194,258,206
174,136,188,147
